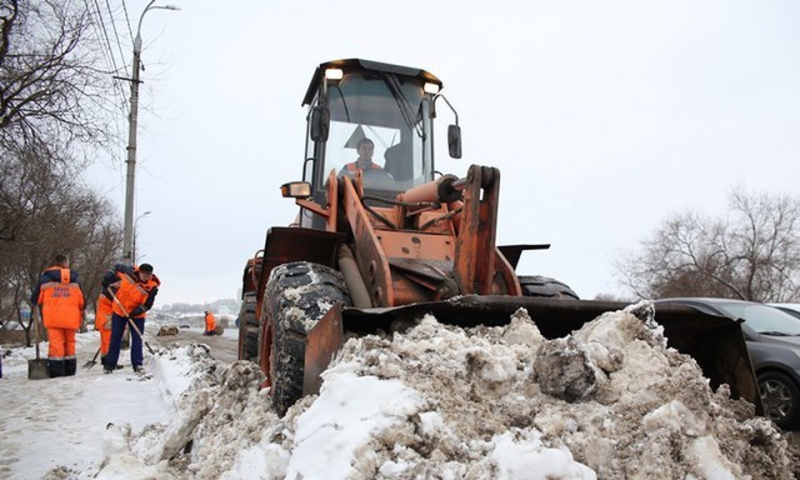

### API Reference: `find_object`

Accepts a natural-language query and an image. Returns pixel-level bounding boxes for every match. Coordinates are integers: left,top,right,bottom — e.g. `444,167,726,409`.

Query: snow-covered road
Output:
0,326,237,479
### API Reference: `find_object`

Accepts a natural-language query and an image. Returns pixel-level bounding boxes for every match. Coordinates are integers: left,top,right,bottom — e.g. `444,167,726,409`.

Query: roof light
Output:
423,82,440,94
325,68,344,81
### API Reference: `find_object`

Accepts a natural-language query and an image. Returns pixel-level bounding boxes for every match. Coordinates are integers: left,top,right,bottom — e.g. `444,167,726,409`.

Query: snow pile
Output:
99,302,797,479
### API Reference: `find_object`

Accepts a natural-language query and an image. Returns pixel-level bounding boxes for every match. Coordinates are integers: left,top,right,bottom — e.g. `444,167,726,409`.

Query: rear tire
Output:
237,292,259,361
758,370,800,429
262,262,351,416
518,275,579,300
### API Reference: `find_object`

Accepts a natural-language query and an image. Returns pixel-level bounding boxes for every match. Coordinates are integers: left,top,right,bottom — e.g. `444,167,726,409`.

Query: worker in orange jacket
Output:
338,137,383,179
30,254,85,377
203,311,216,336
101,263,160,374
95,281,120,368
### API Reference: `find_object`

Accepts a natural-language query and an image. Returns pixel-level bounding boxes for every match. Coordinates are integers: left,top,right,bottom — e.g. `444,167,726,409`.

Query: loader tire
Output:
263,262,351,416
237,292,259,362
518,275,580,300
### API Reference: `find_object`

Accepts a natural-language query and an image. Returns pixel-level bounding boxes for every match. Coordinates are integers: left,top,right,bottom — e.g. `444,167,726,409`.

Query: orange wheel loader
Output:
238,59,762,417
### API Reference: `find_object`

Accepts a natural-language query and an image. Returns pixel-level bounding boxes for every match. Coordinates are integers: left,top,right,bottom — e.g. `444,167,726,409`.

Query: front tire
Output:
261,262,351,416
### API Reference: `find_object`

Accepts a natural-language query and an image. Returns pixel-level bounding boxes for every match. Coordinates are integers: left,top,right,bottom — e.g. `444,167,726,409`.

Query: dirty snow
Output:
1,301,798,479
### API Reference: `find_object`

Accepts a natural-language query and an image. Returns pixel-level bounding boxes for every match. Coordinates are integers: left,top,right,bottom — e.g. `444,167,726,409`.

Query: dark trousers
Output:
106,313,145,368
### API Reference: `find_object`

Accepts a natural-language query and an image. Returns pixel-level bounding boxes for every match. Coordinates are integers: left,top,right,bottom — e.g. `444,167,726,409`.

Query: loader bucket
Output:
305,296,762,415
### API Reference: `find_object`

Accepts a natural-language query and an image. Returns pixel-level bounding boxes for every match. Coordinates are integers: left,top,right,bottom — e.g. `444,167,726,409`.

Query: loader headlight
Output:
423,82,440,94
281,181,312,199
325,68,344,81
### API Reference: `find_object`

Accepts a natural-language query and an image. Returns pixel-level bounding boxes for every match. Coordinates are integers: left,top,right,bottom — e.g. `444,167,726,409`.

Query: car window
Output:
715,302,800,335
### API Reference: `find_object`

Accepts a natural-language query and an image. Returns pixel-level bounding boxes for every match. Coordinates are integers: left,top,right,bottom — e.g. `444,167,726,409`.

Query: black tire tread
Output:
238,292,259,361
518,275,580,300
265,262,351,415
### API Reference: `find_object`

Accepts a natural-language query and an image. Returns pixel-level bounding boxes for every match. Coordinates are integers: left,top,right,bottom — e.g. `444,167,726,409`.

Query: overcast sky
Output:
87,1,800,306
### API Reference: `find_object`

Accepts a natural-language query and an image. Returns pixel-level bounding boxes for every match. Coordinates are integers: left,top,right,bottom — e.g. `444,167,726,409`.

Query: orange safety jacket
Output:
104,264,160,319
96,294,113,331
204,312,216,332
344,160,382,172
35,267,84,329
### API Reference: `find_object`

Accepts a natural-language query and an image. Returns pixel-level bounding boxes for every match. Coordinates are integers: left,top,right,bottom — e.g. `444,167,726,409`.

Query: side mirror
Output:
448,124,462,159
310,106,330,142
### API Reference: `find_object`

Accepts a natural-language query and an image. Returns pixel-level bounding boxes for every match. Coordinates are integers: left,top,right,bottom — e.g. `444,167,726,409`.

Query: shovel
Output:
83,346,102,370
28,307,49,380
108,291,156,355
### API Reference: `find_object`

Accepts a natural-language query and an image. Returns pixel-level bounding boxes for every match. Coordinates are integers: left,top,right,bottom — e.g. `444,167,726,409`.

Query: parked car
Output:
654,297,800,430
770,303,800,321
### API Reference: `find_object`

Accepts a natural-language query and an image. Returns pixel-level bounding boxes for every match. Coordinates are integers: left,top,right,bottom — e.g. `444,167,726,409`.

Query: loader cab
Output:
299,59,460,227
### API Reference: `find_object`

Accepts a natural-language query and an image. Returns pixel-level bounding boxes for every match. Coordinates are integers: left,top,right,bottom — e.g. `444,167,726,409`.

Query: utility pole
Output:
120,1,179,264
121,36,143,264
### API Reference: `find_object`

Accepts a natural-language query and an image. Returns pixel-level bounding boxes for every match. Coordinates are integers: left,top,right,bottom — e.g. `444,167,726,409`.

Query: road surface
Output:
152,327,240,365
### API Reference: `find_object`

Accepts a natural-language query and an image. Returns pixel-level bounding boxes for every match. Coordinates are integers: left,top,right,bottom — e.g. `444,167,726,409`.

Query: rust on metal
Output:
454,165,500,295
304,303,344,396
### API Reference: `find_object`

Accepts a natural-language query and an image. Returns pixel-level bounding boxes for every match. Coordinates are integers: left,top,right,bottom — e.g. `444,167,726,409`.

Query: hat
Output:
138,263,154,273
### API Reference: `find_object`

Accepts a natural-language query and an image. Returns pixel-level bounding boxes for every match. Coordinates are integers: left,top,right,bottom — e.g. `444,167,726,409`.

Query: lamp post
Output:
133,210,151,265
121,1,180,263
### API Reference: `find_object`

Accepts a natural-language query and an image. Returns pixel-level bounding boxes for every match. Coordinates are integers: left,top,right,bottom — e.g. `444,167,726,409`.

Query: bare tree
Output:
0,0,117,158
0,143,122,343
0,0,125,342
617,188,800,302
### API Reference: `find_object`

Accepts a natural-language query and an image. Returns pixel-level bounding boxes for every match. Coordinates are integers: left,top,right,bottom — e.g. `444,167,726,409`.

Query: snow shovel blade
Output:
83,347,102,370
28,358,49,380
339,296,762,416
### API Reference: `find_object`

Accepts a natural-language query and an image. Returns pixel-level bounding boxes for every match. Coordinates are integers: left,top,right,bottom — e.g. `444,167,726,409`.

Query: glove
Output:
130,306,146,317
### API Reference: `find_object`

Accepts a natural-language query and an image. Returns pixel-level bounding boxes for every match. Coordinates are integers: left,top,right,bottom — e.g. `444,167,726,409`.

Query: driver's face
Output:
357,143,374,161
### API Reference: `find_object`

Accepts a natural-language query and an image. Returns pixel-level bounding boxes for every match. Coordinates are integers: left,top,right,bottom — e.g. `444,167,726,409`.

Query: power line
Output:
104,0,130,79
83,0,132,161
86,0,129,118
121,0,134,46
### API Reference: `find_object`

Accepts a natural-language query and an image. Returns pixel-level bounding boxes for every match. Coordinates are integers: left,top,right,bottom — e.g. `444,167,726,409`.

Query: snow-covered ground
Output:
1,302,798,479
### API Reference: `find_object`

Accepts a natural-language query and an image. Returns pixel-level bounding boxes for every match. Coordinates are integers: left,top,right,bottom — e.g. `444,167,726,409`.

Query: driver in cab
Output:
339,137,383,179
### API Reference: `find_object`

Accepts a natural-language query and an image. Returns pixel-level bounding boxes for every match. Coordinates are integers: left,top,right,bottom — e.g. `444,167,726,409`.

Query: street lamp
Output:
133,210,151,265
121,1,180,264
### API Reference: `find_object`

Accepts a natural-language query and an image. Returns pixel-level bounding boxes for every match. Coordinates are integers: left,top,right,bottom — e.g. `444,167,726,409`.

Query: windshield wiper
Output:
759,330,797,337
384,74,422,138
329,84,350,122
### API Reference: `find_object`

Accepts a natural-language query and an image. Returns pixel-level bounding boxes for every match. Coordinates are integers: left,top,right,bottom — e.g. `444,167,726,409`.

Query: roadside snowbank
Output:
103,302,797,479
3,301,797,479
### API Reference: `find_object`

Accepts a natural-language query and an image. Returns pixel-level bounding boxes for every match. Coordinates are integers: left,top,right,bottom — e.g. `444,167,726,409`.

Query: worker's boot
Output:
101,355,107,368
48,359,65,378
64,358,76,376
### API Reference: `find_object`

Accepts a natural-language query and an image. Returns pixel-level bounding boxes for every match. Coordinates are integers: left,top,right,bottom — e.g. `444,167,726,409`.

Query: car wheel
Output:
758,370,800,429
